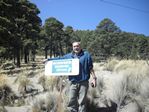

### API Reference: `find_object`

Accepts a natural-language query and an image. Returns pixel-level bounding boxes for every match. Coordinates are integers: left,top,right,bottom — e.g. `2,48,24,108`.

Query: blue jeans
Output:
67,81,89,112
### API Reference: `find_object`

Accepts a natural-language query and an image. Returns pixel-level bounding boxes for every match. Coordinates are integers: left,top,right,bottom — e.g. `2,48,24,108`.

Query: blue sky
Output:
30,0,149,36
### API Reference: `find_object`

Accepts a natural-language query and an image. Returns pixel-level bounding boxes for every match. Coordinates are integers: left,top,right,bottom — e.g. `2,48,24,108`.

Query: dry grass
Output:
2,58,149,112
105,57,119,71
39,75,67,92
38,75,46,91
114,60,149,75
93,62,105,71
103,73,128,109
92,59,149,112
140,77,149,98
101,59,149,111
119,101,141,112
0,74,8,88
45,76,60,91
31,91,67,112
0,106,7,112
114,60,149,94
0,74,14,106
14,73,32,95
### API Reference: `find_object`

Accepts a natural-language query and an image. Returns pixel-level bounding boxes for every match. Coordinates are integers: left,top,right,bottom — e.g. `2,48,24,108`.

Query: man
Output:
66,42,97,112
45,42,97,112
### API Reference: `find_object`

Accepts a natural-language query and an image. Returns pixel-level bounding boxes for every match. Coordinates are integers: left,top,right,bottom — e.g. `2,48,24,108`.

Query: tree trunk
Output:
59,42,63,56
45,46,48,59
24,46,29,64
31,50,35,61
16,47,20,67
45,50,47,59
24,53,28,63
50,43,52,58
13,48,16,64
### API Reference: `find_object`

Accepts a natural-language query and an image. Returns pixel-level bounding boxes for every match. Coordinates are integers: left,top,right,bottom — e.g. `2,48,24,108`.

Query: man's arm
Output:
43,56,66,63
90,68,97,87
90,69,97,79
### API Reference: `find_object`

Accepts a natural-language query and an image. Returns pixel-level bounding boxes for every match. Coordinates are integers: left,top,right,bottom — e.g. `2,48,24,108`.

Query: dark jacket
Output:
64,50,93,83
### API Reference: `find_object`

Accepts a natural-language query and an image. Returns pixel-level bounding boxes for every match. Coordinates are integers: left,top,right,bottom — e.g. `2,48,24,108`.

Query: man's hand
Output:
43,59,48,64
91,77,97,88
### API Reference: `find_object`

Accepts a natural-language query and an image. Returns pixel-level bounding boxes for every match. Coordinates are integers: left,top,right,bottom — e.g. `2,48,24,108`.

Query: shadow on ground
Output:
86,98,117,112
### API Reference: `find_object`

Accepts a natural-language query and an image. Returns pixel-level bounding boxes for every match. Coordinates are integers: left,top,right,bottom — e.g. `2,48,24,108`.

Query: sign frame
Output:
45,58,79,76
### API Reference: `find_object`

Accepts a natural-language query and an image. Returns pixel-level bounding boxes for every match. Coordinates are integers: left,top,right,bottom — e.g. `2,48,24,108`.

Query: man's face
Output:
72,42,81,54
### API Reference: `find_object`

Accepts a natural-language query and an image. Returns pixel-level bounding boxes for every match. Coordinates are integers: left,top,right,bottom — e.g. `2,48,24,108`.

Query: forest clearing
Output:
1,1,149,112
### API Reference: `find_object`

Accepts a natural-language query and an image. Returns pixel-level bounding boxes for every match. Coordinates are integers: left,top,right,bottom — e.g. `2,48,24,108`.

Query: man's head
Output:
72,42,81,54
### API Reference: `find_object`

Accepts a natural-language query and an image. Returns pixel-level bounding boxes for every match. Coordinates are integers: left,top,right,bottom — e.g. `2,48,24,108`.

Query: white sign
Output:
45,59,79,76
